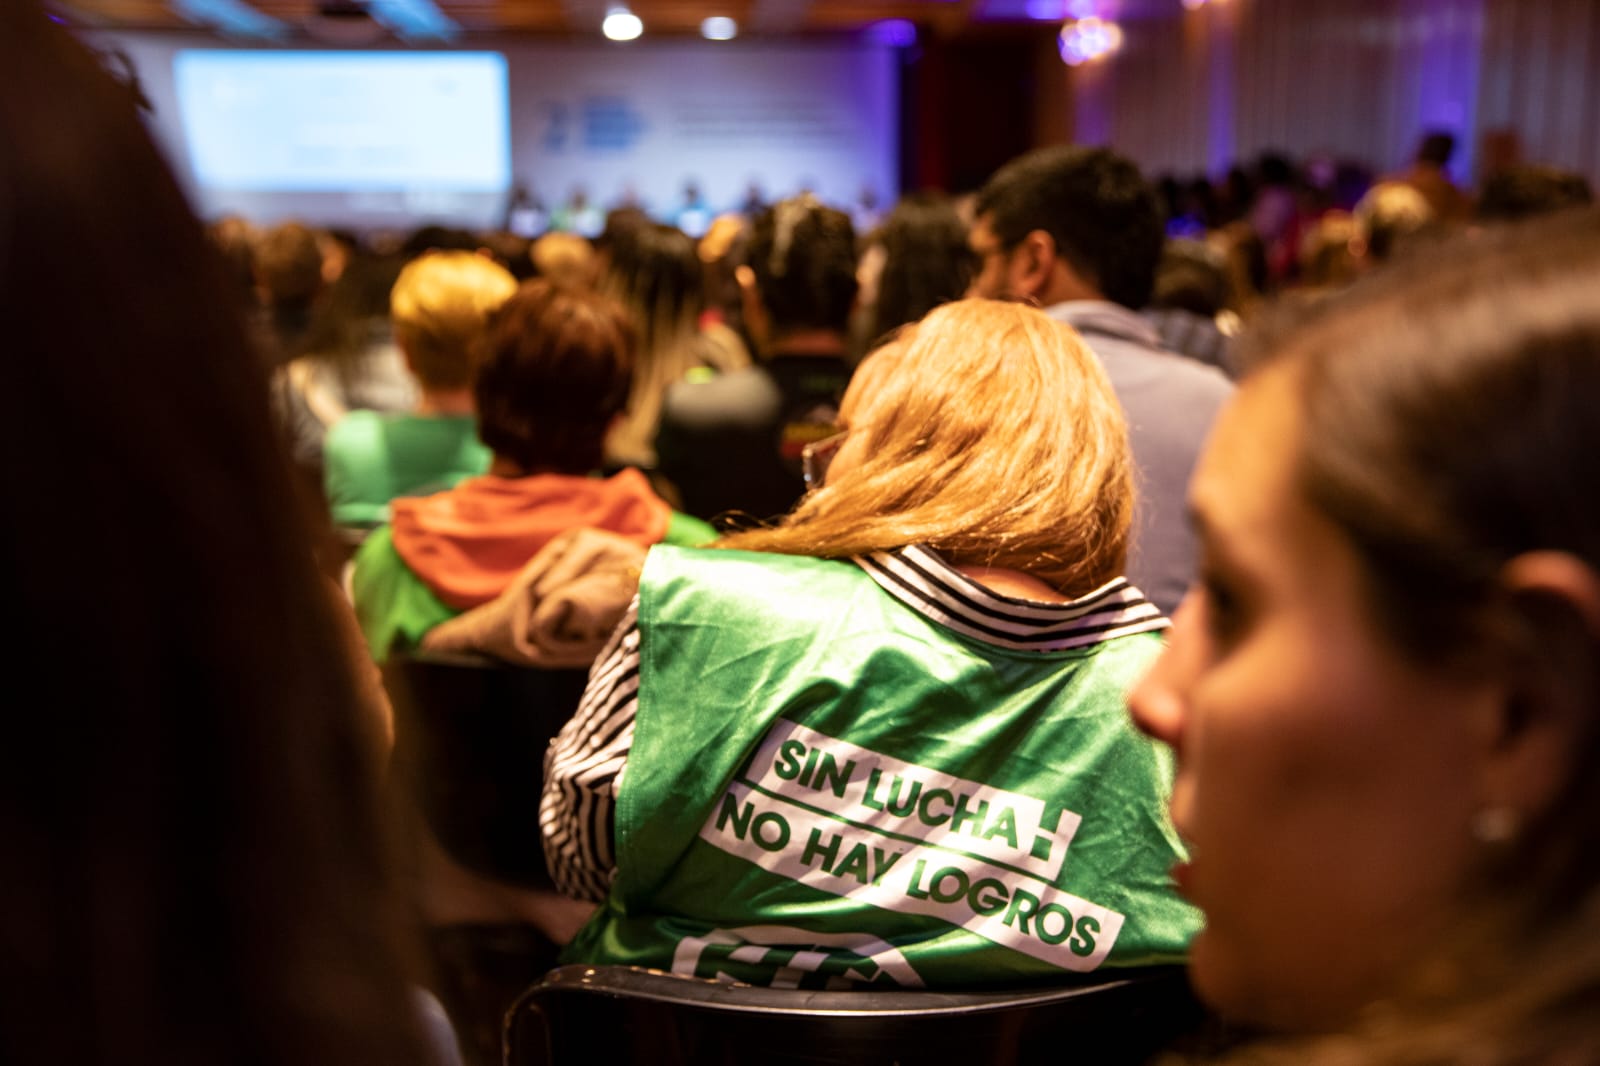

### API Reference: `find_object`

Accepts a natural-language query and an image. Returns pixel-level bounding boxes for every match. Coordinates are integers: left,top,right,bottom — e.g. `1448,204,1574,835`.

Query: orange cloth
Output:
389,468,669,611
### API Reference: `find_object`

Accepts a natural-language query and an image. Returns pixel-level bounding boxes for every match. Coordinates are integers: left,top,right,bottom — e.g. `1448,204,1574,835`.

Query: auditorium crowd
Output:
5,3,1599,1065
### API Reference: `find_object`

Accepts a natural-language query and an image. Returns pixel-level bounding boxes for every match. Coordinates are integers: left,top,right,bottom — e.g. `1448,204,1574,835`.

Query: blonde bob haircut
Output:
390,250,518,390
719,298,1134,597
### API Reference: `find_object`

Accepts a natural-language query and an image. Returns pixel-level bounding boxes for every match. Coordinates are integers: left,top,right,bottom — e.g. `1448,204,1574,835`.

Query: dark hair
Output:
299,249,405,380
604,222,706,337
1417,130,1457,167
255,220,324,308
475,280,635,474
974,146,1164,309
869,193,977,342
0,7,432,1064
745,195,858,336
1478,165,1595,223
1151,238,1232,317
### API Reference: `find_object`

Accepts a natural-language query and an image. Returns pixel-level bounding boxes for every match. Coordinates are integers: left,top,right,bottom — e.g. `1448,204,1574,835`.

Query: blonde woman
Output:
543,298,1199,988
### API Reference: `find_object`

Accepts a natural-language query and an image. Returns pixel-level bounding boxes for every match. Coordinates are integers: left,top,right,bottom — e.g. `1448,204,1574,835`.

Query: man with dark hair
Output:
970,145,1231,615
656,195,858,522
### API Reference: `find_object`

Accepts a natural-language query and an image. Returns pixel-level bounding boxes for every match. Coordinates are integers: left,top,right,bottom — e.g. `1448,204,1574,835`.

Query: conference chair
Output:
386,650,589,888
384,651,591,1066
506,963,1206,1066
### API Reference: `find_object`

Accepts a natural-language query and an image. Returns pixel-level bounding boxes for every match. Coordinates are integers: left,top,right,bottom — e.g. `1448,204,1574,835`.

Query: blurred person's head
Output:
530,231,596,289
205,213,258,311
969,146,1164,310
602,223,706,351
868,193,978,344
1294,211,1359,290
390,250,517,393
1151,238,1234,317
1417,129,1458,168
739,195,858,350
0,6,434,1063
600,222,721,465
474,280,635,476
720,298,1133,598
1130,210,1600,1046
1478,164,1595,223
254,219,325,311
1352,181,1436,266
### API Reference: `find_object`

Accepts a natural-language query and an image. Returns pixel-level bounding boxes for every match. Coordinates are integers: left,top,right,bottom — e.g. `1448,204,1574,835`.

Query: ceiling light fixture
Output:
701,16,737,40
602,7,643,41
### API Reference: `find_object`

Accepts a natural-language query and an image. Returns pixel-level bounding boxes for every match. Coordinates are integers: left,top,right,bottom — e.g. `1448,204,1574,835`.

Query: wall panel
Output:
1062,0,1599,187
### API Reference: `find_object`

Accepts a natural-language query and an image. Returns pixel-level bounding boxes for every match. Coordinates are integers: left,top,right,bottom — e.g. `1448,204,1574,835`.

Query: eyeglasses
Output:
801,431,847,489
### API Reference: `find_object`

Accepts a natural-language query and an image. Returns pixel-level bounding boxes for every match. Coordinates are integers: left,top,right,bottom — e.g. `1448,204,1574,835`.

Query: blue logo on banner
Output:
582,97,647,150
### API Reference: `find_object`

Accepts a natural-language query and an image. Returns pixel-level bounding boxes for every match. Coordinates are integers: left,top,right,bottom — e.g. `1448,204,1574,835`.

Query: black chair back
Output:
385,651,589,889
506,964,1205,1066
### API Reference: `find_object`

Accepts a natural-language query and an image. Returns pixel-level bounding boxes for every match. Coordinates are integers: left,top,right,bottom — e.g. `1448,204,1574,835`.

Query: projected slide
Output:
175,51,510,191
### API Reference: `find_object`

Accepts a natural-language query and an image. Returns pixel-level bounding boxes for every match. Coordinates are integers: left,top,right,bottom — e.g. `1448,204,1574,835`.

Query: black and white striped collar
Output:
854,545,1168,652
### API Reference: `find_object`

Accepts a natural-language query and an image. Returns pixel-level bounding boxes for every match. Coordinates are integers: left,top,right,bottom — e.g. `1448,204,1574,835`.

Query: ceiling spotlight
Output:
701,16,737,40
1181,0,1208,9
602,7,642,41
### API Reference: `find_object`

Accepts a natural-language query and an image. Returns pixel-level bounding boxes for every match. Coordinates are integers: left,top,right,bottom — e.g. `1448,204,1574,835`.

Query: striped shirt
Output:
539,545,1168,902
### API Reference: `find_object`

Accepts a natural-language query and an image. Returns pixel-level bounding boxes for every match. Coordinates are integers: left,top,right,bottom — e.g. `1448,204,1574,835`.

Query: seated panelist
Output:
542,299,1200,988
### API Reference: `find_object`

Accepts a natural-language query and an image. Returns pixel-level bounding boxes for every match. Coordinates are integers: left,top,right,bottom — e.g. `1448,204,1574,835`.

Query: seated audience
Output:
545,299,1200,987
1,6,442,1063
1477,163,1595,222
655,195,858,523
352,281,714,662
1131,209,1600,1060
969,146,1233,617
324,250,516,528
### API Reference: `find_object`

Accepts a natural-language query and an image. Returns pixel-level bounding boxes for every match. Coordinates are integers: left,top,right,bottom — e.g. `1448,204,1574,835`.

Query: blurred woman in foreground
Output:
543,298,1200,988
0,6,436,1063
1132,209,1600,1060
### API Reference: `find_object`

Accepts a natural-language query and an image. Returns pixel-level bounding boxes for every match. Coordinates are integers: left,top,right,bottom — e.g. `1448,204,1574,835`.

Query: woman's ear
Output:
1477,551,1600,826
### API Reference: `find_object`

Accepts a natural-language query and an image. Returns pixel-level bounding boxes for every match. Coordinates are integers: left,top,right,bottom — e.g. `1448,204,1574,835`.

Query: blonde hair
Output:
720,298,1133,597
390,250,517,390
530,232,595,289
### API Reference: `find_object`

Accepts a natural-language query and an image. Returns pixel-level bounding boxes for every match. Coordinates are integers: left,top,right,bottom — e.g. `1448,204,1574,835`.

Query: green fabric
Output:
663,510,717,547
565,546,1200,988
324,411,491,528
351,510,714,663
349,526,457,663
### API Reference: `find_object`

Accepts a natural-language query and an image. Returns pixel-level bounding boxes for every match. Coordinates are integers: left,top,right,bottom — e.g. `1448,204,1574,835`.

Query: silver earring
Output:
1470,806,1520,845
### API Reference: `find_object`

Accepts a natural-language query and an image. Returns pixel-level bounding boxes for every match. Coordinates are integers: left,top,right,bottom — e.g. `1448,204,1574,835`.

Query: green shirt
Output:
563,546,1200,988
323,410,491,528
